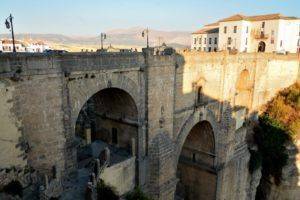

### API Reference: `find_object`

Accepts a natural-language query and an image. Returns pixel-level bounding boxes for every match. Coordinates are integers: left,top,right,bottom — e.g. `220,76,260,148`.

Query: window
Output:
204,38,207,44
198,47,201,51
224,26,227,33
280,40,283,47
197,86,202,104
194,47,196,50
227,37,232,45
208,47,212,52
192,153,196,162
234,26,237,33
245,38,248,45
297,39,300,46
262,22,265,28
112,128,118,144
246,26,249,33
199,37,202,44
214,37,218,44
203,47,206,51
271,38,274,44
209,38,212,44
214,47,217,52
194,38,197,44
271,30,275,36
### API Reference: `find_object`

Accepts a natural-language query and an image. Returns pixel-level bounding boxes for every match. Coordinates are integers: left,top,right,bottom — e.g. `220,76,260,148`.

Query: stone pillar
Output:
85,128,92,145
131,138,136,156
104,147,110,166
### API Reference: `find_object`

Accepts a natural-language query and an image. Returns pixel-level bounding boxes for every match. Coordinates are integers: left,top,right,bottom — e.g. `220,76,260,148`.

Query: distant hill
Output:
0,27,190,50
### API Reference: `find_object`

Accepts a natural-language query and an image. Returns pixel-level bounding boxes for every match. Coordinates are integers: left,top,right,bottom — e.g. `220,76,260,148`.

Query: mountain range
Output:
0,27,191,50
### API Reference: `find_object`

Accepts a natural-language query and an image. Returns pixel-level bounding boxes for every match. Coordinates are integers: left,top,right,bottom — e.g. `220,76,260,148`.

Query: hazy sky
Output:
0,0,299,35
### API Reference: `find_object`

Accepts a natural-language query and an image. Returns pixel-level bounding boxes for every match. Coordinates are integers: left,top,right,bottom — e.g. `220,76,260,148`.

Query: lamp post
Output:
100,33,107,50
142,28,149,48
5,14,16,53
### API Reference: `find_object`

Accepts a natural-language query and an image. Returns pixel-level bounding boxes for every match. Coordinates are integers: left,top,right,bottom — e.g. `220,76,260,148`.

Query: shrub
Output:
96,179,119,200
125,187,152,200
2,180,23,197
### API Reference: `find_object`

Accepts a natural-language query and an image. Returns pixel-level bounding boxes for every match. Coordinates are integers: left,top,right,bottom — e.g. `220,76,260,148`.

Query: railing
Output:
252,30,269,40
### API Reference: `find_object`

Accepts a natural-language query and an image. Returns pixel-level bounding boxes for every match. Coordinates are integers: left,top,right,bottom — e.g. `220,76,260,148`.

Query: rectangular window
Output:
245,38,248,45
271,38,274,44
199,37,202,44
227,37,232,45
204,38,207,44
214,37,217,44
194,38,197,44
208,47,212,52
209,38,212,44
203,47,206,51
112,128,118,144
192,153,196,162
262,22,265,28
280,40,283,47
224,26,227,34
234,26,237,33
246,26,249,33
214,47,217,52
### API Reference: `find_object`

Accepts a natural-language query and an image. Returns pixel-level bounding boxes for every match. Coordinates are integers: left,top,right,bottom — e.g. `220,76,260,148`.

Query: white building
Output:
0,39,51,53
1,39,27,52
191,23,219,52
26,41,50,53
192,13,300,53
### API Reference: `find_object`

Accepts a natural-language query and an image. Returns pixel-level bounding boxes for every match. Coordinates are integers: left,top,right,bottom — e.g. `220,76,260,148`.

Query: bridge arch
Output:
69,73,140,127
175,110,219,200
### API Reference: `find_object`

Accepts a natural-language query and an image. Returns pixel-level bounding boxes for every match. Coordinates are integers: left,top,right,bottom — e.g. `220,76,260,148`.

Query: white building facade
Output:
192,14,300,53
191,23,219,52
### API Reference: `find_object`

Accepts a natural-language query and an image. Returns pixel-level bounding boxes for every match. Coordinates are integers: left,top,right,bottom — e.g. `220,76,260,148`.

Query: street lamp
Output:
142,28,149,48
100,33,107,50
5,14,16,52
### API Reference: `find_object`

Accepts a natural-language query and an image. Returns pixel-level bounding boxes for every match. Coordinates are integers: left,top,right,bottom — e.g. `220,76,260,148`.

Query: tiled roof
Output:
219,13,299,22
192,27,219,34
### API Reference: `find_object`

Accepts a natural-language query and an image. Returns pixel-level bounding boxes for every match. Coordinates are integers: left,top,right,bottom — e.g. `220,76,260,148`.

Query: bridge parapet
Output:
0,52,146,76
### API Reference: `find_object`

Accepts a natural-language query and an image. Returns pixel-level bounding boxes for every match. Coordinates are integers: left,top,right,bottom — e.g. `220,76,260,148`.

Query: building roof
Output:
1,39,24,45
192,27,219,34
219,13,299,22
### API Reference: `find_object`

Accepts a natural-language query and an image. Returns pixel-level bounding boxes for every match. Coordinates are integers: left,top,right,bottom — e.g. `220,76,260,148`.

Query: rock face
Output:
267,141,300,200
0,51,299,199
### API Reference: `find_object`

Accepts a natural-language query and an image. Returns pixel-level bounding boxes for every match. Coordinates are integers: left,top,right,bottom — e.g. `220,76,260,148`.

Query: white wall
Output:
191,33,218,52
100,157,136,195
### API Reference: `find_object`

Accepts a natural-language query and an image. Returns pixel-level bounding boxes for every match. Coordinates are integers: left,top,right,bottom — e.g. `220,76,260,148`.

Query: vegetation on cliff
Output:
249,82,300,199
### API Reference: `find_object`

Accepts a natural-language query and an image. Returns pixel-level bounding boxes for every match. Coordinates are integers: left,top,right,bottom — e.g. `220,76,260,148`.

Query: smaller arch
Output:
175,120,217,200
258,41,266,52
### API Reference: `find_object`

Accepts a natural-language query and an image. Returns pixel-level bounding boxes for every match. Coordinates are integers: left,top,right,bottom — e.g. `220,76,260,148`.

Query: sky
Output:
0,0,299,35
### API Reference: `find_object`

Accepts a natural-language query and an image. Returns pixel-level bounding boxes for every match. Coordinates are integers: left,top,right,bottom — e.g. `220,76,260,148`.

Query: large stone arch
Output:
69,73,140,127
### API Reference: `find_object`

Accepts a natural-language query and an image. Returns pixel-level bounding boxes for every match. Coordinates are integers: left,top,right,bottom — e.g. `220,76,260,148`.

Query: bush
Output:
1,180,23,197
253,115,289,185
125,187,152,200
96,179,119,200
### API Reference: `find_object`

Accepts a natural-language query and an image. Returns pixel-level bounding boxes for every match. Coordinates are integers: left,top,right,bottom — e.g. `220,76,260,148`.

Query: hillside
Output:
0,27,190,51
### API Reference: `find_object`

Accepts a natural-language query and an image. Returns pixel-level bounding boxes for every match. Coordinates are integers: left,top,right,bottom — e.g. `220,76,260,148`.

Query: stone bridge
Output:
0,50,299,199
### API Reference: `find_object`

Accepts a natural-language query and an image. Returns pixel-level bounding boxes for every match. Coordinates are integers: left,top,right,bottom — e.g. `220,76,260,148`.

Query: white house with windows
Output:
1,39,27,52
191,23,219,52
192,13,300,53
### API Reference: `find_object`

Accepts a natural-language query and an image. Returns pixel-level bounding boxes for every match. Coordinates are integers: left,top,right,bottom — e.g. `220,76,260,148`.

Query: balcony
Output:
252,30,269,40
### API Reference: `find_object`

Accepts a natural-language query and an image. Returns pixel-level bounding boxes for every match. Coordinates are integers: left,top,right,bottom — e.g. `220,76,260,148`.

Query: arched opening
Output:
235,69,251,108
176,121,216,200
75,88,138,168
258,41,266,52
